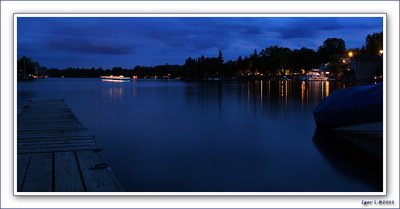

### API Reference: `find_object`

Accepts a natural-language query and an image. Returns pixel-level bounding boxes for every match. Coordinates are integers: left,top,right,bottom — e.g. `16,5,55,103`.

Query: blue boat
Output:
313,82,383,132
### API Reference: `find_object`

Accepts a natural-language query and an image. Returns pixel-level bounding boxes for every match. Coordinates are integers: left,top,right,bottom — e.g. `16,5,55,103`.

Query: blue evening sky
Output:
17,17,383,69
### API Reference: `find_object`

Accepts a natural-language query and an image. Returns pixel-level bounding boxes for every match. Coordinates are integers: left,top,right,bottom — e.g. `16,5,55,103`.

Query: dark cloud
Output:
47,35,133,55
270,17,381,40
17,17,383,69
278,28,316,39
271,19,326,39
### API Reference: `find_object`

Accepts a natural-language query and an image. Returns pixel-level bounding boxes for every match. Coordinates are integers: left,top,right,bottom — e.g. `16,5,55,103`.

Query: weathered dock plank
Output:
18,128,89,134
18,135,95,141
17,154,31,192
22,153,53,192
17,99,122,192
76,150,122,192
18,138,96,145
54,152,85,192
18,127,88,132
18,144,102,154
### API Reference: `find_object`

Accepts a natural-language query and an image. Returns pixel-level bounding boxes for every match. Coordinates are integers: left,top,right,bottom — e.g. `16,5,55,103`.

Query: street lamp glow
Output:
348,51,353,58
379,49,384,55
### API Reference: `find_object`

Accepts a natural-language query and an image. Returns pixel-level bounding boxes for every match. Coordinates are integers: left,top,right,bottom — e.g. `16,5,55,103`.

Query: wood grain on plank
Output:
76,150,120,192
21,153,53,192
54,151,85,192
17,154,32,192
17,99,121,192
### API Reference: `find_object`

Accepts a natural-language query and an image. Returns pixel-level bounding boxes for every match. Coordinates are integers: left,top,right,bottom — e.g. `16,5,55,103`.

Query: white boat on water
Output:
307,75,329,81
100,75,130,82
304,70,328,81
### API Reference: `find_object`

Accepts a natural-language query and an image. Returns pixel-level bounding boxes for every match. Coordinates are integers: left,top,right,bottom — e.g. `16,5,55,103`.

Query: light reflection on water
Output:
102,87,124,103
17,78,381,192
95,80,336,110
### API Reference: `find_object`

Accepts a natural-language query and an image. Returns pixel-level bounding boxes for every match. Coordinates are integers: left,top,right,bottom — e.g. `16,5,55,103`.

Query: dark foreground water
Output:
17,78,383,192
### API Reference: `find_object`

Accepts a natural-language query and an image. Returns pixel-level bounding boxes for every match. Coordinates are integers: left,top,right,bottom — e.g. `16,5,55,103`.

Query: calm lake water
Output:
17,78,383,192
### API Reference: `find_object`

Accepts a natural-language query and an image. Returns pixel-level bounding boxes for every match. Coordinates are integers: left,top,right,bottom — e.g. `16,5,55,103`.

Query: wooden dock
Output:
17,99,123,192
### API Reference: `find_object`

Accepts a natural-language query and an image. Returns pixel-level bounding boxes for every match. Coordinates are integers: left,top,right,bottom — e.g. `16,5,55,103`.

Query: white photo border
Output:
1,1,399,208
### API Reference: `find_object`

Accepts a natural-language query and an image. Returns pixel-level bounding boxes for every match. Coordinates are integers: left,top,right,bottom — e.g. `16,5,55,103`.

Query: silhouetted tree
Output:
17,56,40,80
236,56,244,75
250,49,259,74
223,60,238,77
288,47,318,73
22,33,384,80
327,55,343,74
183,57,197,78
218,49,224,64
363,32,383,55
317,38,346,63
260,45,291,74
241,56,251,74
217,49,224,75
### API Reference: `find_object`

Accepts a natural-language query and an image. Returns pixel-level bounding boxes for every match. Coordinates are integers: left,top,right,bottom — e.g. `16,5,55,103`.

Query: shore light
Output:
379,49,384,56
348,51,353,58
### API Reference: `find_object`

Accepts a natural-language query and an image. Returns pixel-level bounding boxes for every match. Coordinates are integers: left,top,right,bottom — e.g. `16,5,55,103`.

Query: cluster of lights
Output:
348,49,383,57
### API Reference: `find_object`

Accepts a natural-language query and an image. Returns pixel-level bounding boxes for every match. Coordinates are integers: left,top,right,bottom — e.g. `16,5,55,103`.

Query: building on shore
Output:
349,54,383,81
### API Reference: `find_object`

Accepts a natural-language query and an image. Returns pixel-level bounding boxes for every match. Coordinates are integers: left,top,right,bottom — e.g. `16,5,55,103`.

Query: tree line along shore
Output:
18,32,383,82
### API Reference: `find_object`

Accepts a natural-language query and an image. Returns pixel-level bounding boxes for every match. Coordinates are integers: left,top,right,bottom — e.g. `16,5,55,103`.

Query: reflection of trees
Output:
184,82,224,116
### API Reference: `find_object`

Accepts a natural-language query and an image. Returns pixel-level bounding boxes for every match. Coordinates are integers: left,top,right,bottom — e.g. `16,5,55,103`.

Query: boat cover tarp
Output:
313,82,383,129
